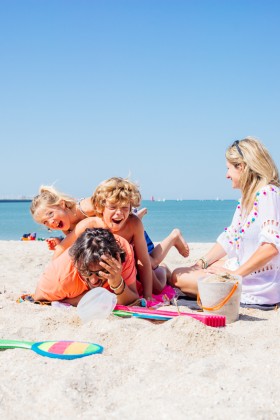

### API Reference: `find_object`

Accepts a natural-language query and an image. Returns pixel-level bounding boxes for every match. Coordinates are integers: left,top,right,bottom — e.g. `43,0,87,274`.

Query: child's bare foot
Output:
136,207,148,220
172,229,189,257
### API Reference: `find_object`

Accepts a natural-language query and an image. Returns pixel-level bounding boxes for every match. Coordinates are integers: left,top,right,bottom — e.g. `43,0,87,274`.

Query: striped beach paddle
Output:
0,340,103,360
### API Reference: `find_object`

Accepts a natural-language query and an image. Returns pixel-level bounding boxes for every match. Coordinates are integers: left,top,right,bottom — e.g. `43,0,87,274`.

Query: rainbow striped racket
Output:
0,339,103,360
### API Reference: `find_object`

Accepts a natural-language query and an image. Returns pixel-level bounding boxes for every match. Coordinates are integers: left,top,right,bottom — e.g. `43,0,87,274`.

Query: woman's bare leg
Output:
170,260,226,297
170,266,203,297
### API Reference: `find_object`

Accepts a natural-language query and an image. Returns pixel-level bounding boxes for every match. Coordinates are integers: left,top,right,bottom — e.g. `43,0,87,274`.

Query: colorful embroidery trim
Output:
224,186,280,249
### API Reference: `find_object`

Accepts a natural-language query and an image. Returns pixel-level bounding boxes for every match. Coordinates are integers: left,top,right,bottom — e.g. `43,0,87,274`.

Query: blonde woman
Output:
171,137,280,306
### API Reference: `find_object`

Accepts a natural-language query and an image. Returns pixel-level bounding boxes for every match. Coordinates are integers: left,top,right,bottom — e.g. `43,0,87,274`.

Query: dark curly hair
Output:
69,228,126,274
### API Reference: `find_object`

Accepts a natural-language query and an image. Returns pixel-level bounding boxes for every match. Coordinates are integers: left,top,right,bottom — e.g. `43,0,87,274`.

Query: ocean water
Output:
0,199,238,242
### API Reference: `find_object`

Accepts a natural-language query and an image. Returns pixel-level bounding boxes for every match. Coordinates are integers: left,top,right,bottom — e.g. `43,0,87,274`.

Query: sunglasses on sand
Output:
232,140,244,158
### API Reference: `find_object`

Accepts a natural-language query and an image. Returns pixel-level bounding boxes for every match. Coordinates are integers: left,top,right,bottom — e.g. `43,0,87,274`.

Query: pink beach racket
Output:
0,339,103,360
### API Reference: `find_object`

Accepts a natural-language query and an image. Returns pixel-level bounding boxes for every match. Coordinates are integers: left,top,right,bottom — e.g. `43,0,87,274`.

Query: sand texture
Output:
1,241,280,419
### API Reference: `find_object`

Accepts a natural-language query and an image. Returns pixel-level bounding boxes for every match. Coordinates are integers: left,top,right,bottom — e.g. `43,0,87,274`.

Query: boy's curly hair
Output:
91,177,141,217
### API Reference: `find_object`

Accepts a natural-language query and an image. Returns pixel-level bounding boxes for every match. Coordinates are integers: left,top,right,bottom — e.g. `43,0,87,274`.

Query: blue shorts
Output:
144,231,154,254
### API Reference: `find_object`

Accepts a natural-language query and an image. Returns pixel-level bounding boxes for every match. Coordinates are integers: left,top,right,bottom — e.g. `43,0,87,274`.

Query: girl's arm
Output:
132,218,153,299
46,237,63,250
52,217,103,259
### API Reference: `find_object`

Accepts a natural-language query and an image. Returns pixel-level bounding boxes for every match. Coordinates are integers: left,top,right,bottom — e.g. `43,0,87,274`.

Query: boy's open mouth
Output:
58,221,64,228
112,219,122,225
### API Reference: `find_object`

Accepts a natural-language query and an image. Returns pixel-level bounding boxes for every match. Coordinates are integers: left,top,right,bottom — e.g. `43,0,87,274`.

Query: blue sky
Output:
0,0,279,200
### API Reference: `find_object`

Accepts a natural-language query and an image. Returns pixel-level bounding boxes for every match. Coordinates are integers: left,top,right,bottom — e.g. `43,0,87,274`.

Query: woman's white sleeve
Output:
258,187,280,251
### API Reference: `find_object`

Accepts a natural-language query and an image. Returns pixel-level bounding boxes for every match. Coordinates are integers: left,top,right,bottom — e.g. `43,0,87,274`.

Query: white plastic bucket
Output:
197,274,242,324
77,287,117,323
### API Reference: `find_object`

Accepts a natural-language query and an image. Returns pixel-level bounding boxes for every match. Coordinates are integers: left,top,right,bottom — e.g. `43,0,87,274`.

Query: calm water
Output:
0,200,237,242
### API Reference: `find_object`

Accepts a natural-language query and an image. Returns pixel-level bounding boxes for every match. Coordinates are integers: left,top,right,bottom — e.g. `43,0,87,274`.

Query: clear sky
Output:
0,0,279,200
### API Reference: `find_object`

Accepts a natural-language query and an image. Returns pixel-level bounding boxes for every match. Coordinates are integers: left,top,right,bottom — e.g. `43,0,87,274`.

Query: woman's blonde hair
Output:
226,137,280,214
30,185,76,221
91,177,141,217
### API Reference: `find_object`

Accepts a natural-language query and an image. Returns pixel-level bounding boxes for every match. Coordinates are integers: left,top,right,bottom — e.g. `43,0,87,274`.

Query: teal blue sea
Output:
0,200,237,242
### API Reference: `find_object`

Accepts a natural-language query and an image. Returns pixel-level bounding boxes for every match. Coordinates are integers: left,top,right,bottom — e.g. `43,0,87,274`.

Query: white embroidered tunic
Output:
217,185,280,304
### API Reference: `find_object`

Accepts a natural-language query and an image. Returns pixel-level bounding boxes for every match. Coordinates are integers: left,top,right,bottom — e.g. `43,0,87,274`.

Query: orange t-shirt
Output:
36,235,136,301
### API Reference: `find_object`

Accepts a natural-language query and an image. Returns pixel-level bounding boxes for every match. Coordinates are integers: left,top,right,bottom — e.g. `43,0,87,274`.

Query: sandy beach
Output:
1,240,280,419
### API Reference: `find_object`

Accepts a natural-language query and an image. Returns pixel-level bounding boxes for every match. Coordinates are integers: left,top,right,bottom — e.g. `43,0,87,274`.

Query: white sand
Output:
1,241,280,419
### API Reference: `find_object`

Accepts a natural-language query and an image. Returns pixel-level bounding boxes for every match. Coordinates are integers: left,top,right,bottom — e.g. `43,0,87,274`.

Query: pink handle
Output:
114,305,226,327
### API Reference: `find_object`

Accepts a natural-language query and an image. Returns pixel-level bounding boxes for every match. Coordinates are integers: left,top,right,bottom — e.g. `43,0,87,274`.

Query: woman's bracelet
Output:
113,282,126,295
109,277,124,291
197,257,208,269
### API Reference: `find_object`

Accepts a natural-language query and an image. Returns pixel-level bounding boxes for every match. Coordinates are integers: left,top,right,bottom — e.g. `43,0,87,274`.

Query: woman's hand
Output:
193,261,205,270
96,254,139,305
205,266,236,276
98,254,123,290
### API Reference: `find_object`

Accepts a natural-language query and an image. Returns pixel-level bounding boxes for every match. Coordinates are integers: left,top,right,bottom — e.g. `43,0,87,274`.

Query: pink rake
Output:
114,305,226,327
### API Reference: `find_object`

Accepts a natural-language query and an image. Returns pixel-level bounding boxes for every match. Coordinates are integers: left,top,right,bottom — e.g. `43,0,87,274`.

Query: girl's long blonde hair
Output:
226,137,280,214
30,185,76,221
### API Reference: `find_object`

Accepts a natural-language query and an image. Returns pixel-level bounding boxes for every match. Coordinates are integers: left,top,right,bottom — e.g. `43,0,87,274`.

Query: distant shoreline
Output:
0,198,237,203
0,199,32,203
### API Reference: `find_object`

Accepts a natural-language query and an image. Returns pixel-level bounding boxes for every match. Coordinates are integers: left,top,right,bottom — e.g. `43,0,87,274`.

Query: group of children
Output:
32,137,280,309
31,177,190,306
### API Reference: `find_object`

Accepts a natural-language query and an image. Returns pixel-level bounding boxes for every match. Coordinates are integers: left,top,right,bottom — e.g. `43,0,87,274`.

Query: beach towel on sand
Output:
175,296,280,311
147,285,176,308
18,290,279,311
17,294,51,305
17,285,176,308
240,302,280,311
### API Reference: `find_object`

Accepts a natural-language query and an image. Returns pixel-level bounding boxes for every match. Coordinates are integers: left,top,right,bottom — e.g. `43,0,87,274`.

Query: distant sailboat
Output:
151,196,155,202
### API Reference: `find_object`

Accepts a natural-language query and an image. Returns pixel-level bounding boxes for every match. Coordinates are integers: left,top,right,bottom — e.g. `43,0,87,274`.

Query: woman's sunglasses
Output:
232,140,243,158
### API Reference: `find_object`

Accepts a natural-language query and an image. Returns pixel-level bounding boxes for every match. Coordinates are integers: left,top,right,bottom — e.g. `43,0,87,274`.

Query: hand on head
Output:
98,254,122,289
